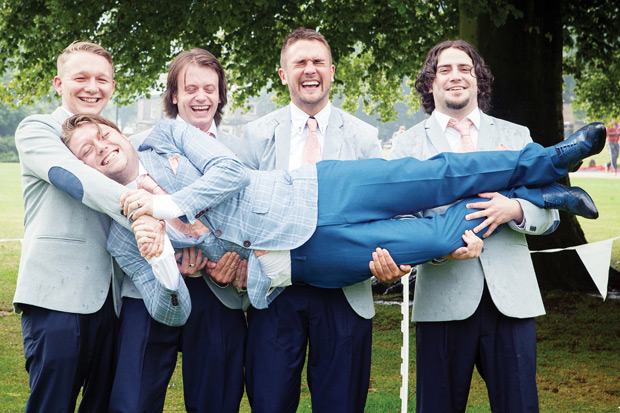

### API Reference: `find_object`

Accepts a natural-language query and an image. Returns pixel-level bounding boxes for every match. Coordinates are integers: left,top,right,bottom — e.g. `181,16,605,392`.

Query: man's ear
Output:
278,68,288,85
172,92,178,105
53,76,63,95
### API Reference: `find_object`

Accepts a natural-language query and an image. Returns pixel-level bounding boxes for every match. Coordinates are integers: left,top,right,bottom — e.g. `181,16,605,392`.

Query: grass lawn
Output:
1,161,619,411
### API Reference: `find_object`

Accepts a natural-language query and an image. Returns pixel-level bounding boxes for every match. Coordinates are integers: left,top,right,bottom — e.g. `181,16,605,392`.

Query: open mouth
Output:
447,86,466,91
301,80,320,89
102,149,119,166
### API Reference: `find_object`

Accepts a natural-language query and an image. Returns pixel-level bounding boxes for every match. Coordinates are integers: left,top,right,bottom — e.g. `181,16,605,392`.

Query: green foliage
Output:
563,0,620,120
0,0,457,121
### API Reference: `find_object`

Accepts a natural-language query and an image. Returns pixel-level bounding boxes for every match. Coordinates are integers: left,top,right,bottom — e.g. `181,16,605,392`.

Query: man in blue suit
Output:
60,112,601,317
386,40,568,411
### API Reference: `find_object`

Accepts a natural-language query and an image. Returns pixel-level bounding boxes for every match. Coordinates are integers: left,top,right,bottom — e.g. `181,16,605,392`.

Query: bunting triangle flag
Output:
575,239,614,300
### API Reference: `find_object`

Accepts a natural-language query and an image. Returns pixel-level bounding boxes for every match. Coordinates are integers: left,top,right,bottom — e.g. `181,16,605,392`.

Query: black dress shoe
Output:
554,122,607,172
541,183,598,219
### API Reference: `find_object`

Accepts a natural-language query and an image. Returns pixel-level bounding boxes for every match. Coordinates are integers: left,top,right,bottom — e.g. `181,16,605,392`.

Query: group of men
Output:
14,27,561,413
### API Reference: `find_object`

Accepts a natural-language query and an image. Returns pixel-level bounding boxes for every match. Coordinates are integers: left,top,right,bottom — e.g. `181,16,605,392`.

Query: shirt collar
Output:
433,107,481,132
175,115,217,138
290,102,332,135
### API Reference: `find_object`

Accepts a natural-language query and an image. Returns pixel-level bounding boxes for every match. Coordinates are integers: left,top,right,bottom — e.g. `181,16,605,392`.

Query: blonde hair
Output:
57,41,114,77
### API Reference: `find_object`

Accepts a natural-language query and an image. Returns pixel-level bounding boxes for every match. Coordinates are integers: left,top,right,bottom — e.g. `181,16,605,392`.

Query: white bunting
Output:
575,239,614,300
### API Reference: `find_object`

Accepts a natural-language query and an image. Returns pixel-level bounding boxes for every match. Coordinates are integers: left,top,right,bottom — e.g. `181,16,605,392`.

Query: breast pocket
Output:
251,173,276,214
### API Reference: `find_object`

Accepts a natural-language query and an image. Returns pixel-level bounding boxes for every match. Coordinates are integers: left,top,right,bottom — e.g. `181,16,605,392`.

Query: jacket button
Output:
195,210,204,218
171,294,178,306
243,240,251,248
214,229,222,237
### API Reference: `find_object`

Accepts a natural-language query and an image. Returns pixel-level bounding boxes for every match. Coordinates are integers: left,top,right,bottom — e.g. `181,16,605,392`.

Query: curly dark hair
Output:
414,40,493,114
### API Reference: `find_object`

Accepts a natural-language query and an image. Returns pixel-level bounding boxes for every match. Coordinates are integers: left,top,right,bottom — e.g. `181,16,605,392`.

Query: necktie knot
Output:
306,117,318,133
448,118,476,152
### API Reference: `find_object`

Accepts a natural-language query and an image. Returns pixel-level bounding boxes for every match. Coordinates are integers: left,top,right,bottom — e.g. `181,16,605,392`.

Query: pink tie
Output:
138,174,210,239
302,117,321,165
448,118,476,153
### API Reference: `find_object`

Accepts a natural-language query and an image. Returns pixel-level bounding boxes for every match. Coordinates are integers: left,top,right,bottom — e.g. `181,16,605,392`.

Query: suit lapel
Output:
274,108,291,170
322,109,344,160
426,116,452,154
476,113,497,151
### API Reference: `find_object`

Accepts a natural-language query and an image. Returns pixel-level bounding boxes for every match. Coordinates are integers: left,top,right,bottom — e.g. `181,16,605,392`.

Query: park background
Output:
1,0,620,411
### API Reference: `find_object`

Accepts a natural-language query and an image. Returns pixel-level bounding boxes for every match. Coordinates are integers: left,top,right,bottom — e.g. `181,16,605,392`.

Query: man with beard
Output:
387,40,560,412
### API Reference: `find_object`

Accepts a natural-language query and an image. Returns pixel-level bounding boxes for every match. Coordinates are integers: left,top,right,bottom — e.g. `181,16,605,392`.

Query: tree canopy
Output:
1,1,618,121
0,0,459,121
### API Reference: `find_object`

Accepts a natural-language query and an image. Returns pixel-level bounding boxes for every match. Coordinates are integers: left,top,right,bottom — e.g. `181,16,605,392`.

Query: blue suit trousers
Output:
292,145,562,286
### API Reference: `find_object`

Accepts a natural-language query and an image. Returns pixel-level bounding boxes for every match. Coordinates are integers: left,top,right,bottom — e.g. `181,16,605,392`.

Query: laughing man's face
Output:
54,51,115,116
67,122,138,185
278,39,335,116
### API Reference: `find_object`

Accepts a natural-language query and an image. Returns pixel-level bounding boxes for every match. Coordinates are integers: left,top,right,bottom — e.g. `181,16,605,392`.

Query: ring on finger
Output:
189,263,195,267
137,201,142,208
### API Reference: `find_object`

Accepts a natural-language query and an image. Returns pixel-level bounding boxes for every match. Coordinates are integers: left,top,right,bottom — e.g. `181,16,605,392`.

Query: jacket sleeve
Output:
107,222,191,326
145,121,250,223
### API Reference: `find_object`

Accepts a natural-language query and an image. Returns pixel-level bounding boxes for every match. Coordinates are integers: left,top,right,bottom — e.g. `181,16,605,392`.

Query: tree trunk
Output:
460,0,601,291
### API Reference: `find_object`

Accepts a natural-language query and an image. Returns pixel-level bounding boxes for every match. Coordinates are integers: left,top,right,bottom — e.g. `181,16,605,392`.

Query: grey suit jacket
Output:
13,107,131,315
128,125,248,310
390,113,559,321
239,105,382,319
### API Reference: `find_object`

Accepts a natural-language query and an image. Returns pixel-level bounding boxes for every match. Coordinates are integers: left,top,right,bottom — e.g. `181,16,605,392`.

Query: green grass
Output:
1,162,620,412
570,175,620,270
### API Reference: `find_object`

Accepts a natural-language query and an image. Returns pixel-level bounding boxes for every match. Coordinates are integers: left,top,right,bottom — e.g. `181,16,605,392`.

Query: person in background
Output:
605,120,618,174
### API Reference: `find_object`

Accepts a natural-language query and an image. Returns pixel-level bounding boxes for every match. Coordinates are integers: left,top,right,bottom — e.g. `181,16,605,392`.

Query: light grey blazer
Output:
390,113,559,321
239,105,382,319
13,107,131,315
129,126,248,310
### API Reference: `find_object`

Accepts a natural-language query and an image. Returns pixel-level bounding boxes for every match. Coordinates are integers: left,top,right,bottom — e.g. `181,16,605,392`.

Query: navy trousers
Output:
416,285,539,412
21,291,117,413
246,284,372,413
180,277,246,413
110,279,246,413
109,298,181,413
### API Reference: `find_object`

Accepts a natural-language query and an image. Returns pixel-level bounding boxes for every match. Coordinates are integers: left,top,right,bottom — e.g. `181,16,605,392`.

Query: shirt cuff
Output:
146,235,181,290
153,195,184,220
